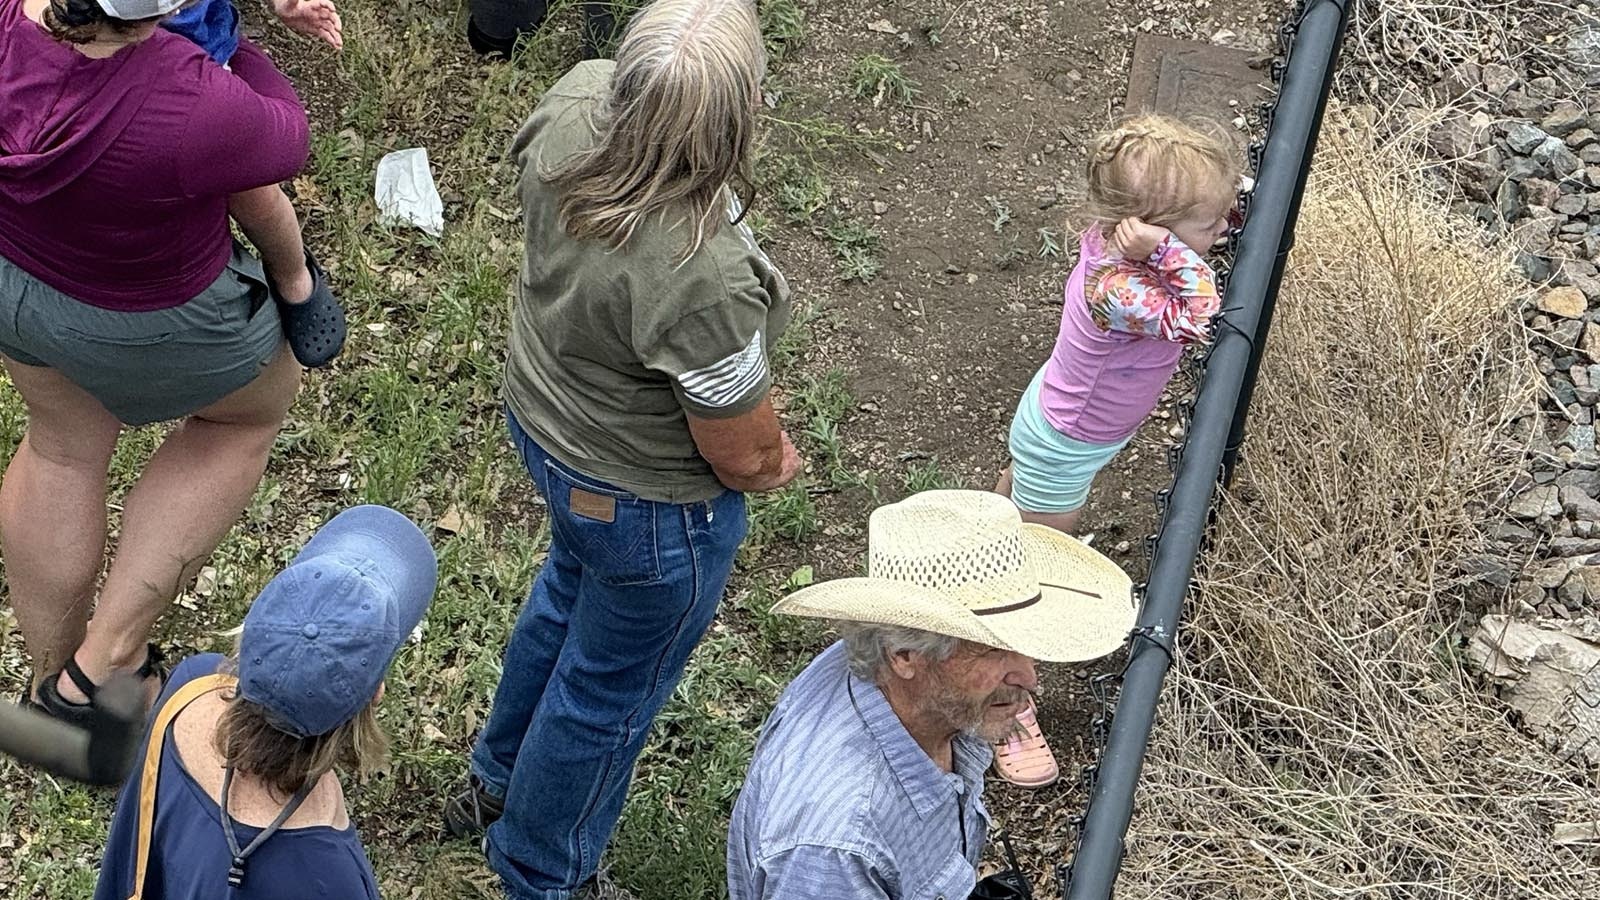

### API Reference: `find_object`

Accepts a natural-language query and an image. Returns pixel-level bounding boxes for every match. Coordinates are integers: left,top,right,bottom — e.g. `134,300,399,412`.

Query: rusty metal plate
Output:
1125,34,1272,124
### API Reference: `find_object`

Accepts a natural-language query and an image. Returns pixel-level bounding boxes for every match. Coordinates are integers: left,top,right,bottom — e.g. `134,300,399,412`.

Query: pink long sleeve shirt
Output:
0,0,309,311
1038,228,1221,444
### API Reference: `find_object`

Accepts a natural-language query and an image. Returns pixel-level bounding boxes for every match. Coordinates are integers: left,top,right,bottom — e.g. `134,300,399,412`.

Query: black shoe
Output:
442,774,505,839
33,644,166,728
466,15,520,57
274,251,346,369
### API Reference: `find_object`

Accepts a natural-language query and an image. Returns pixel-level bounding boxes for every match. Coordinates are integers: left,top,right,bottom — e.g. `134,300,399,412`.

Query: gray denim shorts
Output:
0,243,284,426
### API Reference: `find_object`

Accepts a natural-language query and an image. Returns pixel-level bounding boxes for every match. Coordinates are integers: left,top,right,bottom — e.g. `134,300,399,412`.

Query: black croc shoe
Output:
275,251,347,369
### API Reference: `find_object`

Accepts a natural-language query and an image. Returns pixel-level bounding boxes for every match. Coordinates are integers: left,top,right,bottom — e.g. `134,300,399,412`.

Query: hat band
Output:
972,593,1041,616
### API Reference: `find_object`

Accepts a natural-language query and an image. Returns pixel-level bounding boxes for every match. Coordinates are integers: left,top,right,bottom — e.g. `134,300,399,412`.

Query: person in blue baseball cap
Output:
92,505,437,900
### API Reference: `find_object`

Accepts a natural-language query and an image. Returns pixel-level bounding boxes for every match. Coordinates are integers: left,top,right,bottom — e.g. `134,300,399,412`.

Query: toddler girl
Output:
990,114,1241,788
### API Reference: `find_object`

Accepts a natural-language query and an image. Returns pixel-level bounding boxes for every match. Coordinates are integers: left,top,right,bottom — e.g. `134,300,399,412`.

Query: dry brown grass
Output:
1349,0,1592,94
1116,110,1600,898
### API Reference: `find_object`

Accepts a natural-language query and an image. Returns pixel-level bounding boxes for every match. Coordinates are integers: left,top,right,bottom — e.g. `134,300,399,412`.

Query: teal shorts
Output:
1007,367,1129,514
0,243,284,426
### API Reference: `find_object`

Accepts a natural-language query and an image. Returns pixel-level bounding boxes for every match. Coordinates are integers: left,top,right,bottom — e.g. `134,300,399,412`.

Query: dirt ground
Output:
742,0,1286,875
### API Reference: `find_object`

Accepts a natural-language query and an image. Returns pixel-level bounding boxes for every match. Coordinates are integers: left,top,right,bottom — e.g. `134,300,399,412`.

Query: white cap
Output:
96,0,189,19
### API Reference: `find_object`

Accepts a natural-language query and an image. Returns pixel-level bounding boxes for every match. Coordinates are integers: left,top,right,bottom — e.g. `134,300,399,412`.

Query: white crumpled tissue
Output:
374,147,444,237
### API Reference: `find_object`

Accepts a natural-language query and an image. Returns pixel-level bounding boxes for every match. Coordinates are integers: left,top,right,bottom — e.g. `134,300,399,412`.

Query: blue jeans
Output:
472,411,748,900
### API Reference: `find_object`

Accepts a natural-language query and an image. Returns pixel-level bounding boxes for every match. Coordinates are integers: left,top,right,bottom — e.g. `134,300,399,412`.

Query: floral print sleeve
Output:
1081,229,1221,344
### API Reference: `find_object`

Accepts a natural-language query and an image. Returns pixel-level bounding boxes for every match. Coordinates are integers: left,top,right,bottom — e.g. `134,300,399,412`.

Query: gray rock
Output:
1429,114,1489,159
1505,90,1547,119
1586,234,1600,260
1552,378,1580,407
1563,422,1598,451
1481,62,1519,95
1577,518,1598,538
1505,155,1543,181
1506,121,1551,154
1563,483,1600,520
1584,145,1600,165
1457,160,1503,202
1533,137,1585,179
1548,534,1600,557
1533,560,1574,588
1528,76,1560,98
1521,177,1561,209
1513,215,1562,254
1510,484,1563,519
1558,468,1600,497
1551,318,1585,346
1557,574,1587,607
1569,128,1598,150
1544,101,1589,137
1496,521,1538,543
1555,193,1588,216
1459,554,1513,589
1497,179,1526,222
1519,253,1556,283
1535,468,1560,484
1562,221,1591,235
1569,25,1600,85
1578,565,1600,602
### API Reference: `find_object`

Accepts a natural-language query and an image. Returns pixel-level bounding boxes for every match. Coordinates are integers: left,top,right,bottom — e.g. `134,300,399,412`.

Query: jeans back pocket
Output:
543,460,663,586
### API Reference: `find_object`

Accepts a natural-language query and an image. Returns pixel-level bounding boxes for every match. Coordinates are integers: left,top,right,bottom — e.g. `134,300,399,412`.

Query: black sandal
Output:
33,644,168,729
274,251,347,369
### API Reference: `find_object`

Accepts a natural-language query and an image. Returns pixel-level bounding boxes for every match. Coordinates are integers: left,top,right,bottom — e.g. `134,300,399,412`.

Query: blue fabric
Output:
162,0,241,66
239,506,438,739
727,642,993,900
1007,366,1129,513
94,655,381,900
471,409,748,900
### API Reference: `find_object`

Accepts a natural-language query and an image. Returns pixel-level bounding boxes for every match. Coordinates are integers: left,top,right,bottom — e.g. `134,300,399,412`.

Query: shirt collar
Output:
848,672,992,820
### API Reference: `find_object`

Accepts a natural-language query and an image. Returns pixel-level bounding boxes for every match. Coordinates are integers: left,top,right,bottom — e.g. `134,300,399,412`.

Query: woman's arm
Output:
175,41,311,198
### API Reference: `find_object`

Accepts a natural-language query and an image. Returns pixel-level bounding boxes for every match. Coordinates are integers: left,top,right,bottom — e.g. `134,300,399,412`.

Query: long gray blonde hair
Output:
548,0,765,261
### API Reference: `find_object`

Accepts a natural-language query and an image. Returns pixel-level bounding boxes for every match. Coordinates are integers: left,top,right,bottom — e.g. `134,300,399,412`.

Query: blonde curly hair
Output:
1082,114,1241,231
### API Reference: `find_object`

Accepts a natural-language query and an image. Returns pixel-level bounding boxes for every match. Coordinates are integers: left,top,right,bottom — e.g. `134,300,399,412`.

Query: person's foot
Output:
990,697,1059,789
442,773,505,839
34,644,166,726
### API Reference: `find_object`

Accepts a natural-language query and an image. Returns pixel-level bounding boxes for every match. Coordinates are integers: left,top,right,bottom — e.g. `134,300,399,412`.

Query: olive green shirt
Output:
503,61,791,503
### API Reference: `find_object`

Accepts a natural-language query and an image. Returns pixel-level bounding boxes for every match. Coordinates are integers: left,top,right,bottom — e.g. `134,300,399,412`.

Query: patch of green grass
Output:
986,194,1013,234
1038,226,1063,258
904,459,962,493
848,53,917,108
823,218,882,283
759,0,805,60
750,482,818,544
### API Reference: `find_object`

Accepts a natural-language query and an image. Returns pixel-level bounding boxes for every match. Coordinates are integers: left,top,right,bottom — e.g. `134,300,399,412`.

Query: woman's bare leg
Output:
53,345,301,703
0,359,123,691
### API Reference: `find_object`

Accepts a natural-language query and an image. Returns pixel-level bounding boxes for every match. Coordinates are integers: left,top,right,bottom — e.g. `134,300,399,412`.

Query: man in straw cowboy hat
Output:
726,490,1135,900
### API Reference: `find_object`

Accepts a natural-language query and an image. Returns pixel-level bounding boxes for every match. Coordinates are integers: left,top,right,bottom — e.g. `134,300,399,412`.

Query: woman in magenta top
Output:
0,0,307,731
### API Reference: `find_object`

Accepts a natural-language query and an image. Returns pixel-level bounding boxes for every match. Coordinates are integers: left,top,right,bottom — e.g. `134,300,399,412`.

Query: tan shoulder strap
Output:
127,673,237,900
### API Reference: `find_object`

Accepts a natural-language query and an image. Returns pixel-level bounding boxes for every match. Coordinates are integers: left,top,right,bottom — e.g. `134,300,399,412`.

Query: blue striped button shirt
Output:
728,642,993,900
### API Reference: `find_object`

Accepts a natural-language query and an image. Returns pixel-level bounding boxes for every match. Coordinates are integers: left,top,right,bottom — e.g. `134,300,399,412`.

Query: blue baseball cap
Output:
238,506,438,739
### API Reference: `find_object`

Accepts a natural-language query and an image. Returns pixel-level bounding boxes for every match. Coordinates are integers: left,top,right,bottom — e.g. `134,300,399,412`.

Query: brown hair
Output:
43,0,159,44
1082,114,1241,231
213,671,389,798
546,0,765,262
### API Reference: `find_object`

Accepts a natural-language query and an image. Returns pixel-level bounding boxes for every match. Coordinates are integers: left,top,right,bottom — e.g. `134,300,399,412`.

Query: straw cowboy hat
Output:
774,490,1136,662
